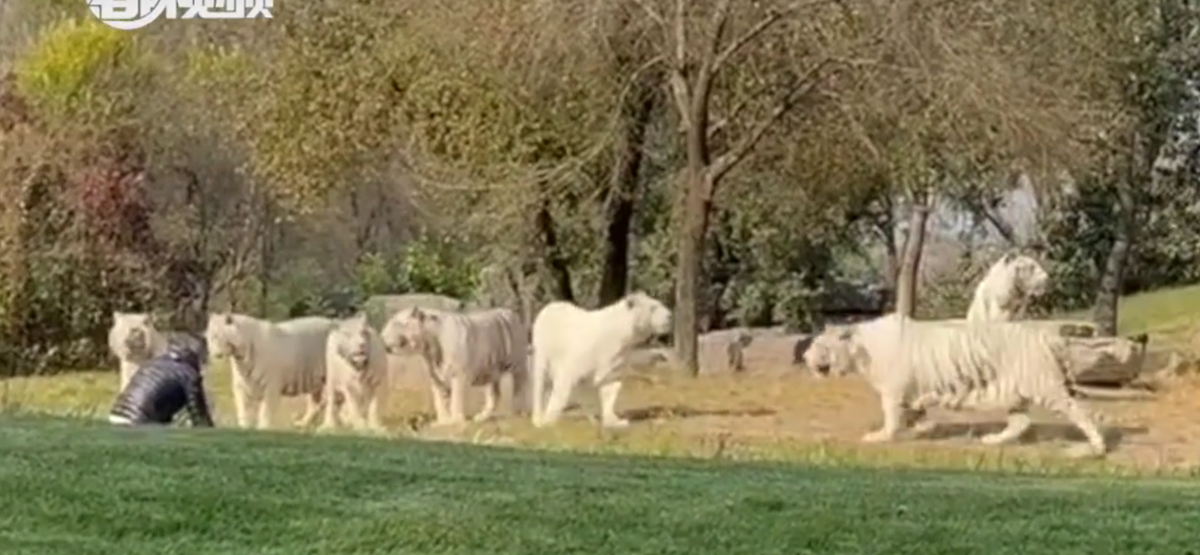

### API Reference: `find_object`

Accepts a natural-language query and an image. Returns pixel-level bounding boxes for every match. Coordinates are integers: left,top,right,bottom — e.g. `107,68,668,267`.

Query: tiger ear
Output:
224,313,234,325
833,325,855,341
1001,251,1017,264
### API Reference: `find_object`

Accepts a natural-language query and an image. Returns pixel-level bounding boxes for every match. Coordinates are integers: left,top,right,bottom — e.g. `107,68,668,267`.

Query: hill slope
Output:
1065,282,1200,347
2,416,1200,555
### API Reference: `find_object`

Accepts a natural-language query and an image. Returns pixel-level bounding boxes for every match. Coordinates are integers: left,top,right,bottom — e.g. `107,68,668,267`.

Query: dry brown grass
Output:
5,355,1200,476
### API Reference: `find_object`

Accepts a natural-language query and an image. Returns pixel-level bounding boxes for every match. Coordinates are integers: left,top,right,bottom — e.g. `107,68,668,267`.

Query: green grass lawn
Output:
1065,281,1200,349
2,416,1200,555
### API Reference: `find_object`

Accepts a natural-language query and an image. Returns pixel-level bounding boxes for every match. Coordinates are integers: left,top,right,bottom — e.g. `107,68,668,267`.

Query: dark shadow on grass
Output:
917,421,1149,450
624,404,777,423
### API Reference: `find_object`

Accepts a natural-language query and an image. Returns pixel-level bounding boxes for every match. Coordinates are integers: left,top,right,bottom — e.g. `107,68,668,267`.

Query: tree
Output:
635,0,851,374
816,0,1098,317
1085,0,1200,335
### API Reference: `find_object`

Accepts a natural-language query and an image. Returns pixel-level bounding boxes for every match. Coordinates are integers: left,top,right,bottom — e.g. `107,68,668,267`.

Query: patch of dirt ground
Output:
369,350,1200,471
626,370,1200,469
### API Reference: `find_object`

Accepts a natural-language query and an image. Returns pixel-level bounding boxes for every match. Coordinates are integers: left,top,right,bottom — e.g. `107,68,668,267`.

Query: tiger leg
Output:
905,392,939,437
444,372,468,425
1041,394,1107,458
861,390,904,443
232,373,254,428
535,375,575,428
472,379,500,423
317,383,340,432
344,393,370,431
366,389,386,432
980,399,1032,445
597,380,629,429
257,387,279,430
118,359,139,392
295,389,323,428
428,382,451,424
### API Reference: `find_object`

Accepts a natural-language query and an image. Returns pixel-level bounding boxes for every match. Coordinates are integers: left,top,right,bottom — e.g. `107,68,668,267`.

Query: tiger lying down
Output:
804,313,1140,459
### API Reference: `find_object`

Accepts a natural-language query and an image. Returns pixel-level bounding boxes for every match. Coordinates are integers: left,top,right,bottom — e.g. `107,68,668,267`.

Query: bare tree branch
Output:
705,0,734,67
667,0,693,130
674,0,687,70
710,8,783,77
689,0,734,134
824,90,884,164
971,200,1018,245
706,95,752,139
669,73,693,132
631,0,666,28
710,58,839,182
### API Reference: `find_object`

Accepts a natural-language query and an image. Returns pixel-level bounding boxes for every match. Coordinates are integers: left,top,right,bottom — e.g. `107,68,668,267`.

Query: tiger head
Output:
622,291,673,342
333,312,374,369
205,312,251,363
998,252,1050,299
803,324,860,378
110,311,161,361
380,307,440,355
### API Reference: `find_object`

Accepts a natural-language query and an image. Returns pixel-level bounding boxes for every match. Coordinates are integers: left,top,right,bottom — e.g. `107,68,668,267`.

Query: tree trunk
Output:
597,75,657,306
535,197,575,302
1091,183,1137,336
895,202,930,317
877,221,901,311
674,168,712,376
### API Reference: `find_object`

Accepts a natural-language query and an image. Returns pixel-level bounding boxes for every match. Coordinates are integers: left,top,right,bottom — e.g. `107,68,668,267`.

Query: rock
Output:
1063,334,1149,386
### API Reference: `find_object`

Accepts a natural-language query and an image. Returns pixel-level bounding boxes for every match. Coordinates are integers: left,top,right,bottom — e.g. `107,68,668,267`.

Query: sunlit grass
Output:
5,415,1200,555
5,363,1197,477
4,282,1200,477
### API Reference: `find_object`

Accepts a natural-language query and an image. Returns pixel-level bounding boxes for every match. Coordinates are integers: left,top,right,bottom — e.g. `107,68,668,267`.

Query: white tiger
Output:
381,306,529,425
966,252,1049,322
530,291,672,429
320,312,390,434
108,311,169,390
204,312,338,430
811,313,1109,458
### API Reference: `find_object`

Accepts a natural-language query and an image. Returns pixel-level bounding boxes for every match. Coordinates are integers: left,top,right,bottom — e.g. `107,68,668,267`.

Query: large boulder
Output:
696,326,810,374
1063,333,1149,386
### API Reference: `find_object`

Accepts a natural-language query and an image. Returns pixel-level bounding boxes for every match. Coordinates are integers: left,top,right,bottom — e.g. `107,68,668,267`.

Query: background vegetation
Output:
0,0,1197,375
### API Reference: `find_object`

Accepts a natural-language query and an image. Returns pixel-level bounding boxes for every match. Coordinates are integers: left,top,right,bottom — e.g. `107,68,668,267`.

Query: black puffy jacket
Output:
109,338,215,427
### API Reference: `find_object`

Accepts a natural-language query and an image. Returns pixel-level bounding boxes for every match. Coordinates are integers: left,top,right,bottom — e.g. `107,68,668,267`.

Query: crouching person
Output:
109,334,215,428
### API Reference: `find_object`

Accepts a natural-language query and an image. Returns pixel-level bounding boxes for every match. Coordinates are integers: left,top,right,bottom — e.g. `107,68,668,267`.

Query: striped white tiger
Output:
530,291,672,429
204,312,338,430
109,312,169,391
320,312,390,434
380,306,529,425
819,312,1110,458
966,252,1049,322
805,320,1150,399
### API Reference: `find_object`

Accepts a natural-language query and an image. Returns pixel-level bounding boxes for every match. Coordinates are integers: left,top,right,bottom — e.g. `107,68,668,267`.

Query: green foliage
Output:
237,5,405,208
12,16,149,124
353,233,480,300
3,416,1200,554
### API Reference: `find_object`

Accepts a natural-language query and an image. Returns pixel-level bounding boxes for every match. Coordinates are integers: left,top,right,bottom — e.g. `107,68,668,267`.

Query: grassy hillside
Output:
2,416,1200,555
1066,282,1200,348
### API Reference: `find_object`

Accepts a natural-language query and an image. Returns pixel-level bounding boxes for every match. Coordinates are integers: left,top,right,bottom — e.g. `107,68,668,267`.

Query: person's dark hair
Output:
164,332,208,371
